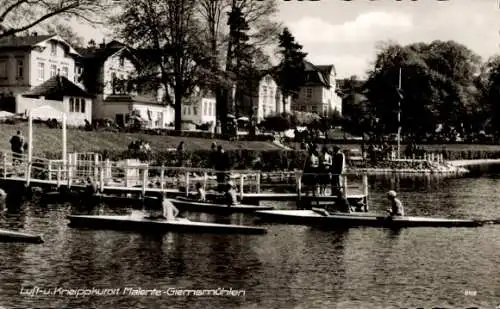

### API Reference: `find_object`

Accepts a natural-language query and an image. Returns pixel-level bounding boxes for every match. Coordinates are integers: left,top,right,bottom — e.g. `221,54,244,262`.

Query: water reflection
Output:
2,169,500,308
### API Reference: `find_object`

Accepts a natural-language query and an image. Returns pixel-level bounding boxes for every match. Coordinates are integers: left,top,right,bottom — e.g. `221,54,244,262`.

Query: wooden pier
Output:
0,149,369,207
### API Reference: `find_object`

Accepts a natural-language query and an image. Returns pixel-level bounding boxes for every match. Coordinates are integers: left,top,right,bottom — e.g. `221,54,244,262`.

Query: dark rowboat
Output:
41,191,159,208
67,215,267,235
0,228,44,243
169,197,273,214
255,209,483,228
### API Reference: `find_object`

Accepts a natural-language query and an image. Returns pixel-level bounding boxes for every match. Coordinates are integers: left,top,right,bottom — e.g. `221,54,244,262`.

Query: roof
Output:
104,94,160,105
76,41,137,64
23,75,92,99
0,35,54,48
303,60,330,88
0,34,80,56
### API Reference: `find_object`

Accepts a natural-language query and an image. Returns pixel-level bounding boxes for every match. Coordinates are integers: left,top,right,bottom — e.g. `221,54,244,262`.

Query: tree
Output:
196,0,280,134
477,56,500,135
45,23,85,48
112,0,211,131
0,0,107,39
364,40,481,141
277,28,307,113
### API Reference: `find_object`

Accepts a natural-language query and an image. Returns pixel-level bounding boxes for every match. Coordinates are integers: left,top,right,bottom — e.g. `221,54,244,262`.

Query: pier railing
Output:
0,150,368,199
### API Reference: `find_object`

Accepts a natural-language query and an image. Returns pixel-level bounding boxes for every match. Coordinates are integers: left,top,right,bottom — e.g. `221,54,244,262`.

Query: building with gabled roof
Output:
292,60,342,117
237,70,291,122
76,40,174,128
20,74,92,126
0,33,92,125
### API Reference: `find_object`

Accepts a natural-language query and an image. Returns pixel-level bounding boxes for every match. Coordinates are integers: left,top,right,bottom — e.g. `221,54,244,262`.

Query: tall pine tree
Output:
277,28,307,113
227,5,254,117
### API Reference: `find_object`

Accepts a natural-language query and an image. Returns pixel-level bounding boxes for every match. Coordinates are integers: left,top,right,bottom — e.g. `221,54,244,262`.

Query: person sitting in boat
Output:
162,196,179,221
386,190,405,217
193,182,206,201
224,181,239,207
85,177,99,196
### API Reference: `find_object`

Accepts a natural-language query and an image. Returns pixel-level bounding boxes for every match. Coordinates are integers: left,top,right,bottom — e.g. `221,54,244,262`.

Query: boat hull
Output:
169,198,273,214
67,215,267,235
0,228,44,243
255,210,482,228
42,192,159,209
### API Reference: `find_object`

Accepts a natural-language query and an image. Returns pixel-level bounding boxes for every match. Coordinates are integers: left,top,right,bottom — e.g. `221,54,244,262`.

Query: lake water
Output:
1,170,500,309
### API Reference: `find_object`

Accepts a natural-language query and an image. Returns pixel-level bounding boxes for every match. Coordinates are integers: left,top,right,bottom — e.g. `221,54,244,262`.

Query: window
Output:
69,98,74,112
119,57,124,67
50,64,57,78
311,105,318,114
306,88,312,100
0,61,6,78
75,99,80,113
203,101,208,116
62,66,68,78
16,60,23,79
51,42,57,56
193,105,198,116
38,62,45,81
81,99,86,113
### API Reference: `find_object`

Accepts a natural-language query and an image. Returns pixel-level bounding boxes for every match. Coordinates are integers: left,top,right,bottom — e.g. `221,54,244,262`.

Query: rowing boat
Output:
255,209,483,228
67,215,267,235
169,197,273,214
0,228,44,243
41,191,159,208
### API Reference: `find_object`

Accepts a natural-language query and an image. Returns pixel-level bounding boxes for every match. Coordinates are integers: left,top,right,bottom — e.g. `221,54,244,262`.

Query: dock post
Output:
185,172,190,196
3,153,6,179
99,164,105,193
94,155,99,179
67,160,72,189
57,166,61,189
295,169,302,200
160,165,165,193
362,174,369,212
142,166,147,196
256,172,261,194
342,174,348,197
25,161,31,186
239,174,244,201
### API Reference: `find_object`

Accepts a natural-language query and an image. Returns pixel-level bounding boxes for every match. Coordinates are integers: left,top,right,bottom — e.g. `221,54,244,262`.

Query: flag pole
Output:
397,67,402,159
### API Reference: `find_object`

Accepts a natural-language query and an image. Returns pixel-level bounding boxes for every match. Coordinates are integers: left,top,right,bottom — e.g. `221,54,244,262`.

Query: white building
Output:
182,96,216,126
292,61,342,117
0,33,89,122
239,72,291,122
21,75,92,126
77,40,175,128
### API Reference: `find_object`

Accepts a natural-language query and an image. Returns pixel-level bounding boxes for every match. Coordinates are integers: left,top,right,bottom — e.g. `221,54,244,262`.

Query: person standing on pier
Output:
319,146,332,196
9,130,24,165
330,146,345,196
214,145,230,192
302,146,319,207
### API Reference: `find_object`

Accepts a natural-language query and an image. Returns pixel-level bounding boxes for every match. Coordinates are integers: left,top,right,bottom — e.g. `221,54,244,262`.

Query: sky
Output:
72,0,500,79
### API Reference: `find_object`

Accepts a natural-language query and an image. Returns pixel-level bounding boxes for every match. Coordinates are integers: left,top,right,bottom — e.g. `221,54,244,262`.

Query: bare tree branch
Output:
0,0,109,39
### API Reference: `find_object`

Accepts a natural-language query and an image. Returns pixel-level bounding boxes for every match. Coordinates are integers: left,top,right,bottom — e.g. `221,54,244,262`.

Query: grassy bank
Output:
0,123,284,155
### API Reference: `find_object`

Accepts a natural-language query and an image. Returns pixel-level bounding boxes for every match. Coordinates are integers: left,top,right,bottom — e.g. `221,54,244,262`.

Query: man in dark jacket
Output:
214,145,231,192
330,146,345,196
9,130,24,165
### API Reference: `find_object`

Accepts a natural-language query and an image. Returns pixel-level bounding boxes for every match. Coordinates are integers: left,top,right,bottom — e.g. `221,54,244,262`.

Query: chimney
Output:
99,38,106,48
